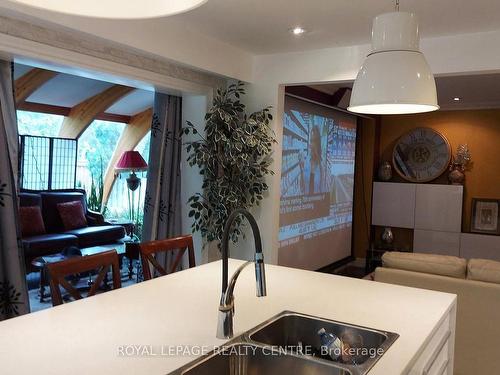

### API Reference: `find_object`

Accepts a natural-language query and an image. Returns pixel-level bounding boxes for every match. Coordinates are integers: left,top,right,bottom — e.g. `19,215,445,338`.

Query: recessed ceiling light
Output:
453,97,461,101
290,27,307,36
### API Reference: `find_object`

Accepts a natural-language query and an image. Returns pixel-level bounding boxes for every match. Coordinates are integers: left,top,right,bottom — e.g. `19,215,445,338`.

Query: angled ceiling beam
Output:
16,101,132,123
58,85,135,139
102,107,153,207
14,68,58,105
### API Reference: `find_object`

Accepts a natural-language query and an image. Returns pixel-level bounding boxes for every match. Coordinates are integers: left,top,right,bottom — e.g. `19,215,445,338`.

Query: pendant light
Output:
6,0,207,19
348,0,439,115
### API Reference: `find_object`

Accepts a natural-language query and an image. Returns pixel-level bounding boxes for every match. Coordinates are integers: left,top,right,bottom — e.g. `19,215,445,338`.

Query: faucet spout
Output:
217,209,267,339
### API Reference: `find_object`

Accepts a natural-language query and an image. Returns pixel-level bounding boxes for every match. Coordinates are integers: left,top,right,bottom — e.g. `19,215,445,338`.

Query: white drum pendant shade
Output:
7,0,207,19
348,12,439,115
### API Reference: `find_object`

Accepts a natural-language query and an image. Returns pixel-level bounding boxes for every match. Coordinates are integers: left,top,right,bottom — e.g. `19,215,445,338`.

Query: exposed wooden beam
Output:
17,102,70,116
14,68,58,105
58,85,135,139
97,112,132,124
102,108,153,207
17,101,132,124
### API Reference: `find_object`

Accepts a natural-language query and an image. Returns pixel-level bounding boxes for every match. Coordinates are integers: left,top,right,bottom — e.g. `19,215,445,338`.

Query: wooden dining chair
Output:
47,250,121,306
139,235,196,280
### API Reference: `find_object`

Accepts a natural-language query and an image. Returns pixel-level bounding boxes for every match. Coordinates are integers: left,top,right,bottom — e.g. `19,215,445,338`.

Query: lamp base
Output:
126,172,141,191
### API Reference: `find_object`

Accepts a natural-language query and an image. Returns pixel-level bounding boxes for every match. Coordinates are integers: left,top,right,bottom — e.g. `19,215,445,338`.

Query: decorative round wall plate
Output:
392,127,451,183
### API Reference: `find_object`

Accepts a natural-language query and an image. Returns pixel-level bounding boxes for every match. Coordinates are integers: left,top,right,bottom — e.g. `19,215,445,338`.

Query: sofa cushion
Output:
467,258,500,284
57,201,88,230
65,225,125,248
19,192,42,207
22,233,79,258
382,251,467,279
19,206,46,237
41,192,87,231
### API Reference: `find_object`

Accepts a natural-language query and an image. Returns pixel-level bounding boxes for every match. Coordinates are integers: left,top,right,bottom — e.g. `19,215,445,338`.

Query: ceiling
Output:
172,0,500,54
14,63,153,116
308,73,500,111
2,0,500,56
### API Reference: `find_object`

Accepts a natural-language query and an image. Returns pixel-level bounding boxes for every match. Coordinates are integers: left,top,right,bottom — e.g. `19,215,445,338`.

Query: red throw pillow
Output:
57,201,88,230
19,206,46,237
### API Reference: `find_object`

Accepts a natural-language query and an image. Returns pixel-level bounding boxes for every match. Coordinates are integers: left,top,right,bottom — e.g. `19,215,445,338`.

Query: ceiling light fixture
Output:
348,0,439,115
453,97,461,101
290,27,307,36
6,0,208,19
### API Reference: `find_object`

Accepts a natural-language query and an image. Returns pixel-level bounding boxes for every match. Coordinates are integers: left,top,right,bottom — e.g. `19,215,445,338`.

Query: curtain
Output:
0,61,30,319
142,93,183,272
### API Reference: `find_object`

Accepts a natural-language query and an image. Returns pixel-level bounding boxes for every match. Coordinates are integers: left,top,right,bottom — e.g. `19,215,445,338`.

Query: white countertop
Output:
0,259,456,375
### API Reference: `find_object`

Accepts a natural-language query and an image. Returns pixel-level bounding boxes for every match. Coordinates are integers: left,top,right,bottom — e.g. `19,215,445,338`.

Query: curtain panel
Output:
142,94,183,272
0,61,30,320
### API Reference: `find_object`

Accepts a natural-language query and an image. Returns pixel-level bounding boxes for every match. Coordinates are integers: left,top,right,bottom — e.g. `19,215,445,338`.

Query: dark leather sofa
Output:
20,189,125,268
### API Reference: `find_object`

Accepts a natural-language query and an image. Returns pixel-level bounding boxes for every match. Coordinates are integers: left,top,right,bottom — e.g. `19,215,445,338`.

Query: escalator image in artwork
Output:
279,95,357,270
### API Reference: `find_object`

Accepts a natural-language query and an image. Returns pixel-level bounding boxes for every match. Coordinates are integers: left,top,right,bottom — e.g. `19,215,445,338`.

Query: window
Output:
19,135,77,190
105,131,151,220
17,110,64,137
76,119,126,191
135,131,151,161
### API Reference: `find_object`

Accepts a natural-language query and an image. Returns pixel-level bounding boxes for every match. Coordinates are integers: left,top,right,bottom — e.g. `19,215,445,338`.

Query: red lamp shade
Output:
115,151,148,171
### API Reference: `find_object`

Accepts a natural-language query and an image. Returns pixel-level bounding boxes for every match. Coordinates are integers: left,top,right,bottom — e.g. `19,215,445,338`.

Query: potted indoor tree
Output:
183,81,276,252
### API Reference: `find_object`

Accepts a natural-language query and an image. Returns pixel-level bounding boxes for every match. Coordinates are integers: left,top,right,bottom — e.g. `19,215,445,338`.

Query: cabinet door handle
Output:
423,330,451,375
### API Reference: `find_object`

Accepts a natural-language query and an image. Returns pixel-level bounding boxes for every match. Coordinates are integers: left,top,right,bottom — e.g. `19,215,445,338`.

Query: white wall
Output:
241,29,500,266
0,4,254,82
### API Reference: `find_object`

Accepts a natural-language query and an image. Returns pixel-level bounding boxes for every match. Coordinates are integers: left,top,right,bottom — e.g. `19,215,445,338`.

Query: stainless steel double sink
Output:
168,311,399,375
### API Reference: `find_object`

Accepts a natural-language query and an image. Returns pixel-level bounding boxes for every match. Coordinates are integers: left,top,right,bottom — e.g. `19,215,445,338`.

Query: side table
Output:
31,253,71,302
365,244,411,274
124,241,142,282
106,218,135,238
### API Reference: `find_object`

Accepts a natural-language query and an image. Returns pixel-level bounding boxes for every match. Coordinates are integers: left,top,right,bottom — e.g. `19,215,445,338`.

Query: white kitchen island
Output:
0,259,456,375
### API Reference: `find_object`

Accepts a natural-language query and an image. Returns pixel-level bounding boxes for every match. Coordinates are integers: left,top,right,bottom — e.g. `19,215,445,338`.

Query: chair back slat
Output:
47,250,121,306
87,265,111,297
139,235,196,280
57,278,83,302
145,254,168,276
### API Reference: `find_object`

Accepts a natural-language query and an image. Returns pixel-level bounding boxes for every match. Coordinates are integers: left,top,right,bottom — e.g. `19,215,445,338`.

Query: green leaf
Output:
182,81,277,245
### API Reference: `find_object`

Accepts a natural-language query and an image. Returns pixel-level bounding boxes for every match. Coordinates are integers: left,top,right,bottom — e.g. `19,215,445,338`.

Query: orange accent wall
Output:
378,109,500,233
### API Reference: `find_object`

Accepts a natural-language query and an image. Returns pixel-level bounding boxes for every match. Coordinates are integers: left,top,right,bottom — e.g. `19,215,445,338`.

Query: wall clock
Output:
392,127,451,183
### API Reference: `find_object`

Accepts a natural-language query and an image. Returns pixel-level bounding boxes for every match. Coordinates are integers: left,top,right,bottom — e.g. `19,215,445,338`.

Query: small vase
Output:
448,163,465,185
378,161,393,181
381,227,394,245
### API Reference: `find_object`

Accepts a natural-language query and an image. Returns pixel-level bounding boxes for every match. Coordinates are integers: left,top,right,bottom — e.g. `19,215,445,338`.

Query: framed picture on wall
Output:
471,198,500,235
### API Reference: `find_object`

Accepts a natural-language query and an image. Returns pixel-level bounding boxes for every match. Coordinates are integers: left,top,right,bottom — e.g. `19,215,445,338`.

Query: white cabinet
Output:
460,233,500,261
372,183,464,256
372,182,416,229
414,230,461,257
415,185,463,233
408,305,456,375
